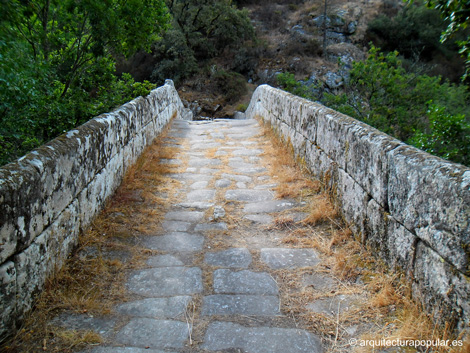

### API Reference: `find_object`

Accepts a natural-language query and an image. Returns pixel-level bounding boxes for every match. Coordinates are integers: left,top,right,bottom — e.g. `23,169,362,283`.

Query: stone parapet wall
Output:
0,80,185,339
246,84,470,331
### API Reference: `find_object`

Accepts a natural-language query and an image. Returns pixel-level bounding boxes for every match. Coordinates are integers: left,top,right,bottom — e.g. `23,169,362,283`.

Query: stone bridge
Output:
0,80,469,350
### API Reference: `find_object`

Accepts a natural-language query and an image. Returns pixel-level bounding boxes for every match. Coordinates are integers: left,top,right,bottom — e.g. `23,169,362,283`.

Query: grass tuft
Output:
1,123,180,352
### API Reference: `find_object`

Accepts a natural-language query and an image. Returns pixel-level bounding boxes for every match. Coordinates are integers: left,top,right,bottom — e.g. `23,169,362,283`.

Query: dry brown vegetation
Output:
258,119,469,353
1,125,183,353
4,117,468,353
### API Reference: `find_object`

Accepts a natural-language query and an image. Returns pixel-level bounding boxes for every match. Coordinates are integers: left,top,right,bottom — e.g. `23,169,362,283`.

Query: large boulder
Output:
311,4,363,45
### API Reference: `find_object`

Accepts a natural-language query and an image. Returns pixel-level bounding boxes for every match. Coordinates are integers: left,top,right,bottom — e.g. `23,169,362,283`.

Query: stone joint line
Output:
64,118,325,353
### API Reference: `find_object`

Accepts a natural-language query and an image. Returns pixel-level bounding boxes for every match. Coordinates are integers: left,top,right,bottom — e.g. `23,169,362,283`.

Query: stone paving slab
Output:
229,156,249,162
227,131,259,139
261,248,320,269
186,189,215,202
164,211,205,222
116,296,191,318
211,132,225,139
50,313,116,339
190,181,209,189
215,179,231,188
186,151,205,156
254,183,278,189
194,222,228,232
161,220,191,232
233,148,263,156
80,348,174,353
244,200,297,213
225,190,274,202
228,157,251,164
212,206,226,220
141,233,204,252
288,212,309,222
199,167,219,174
177,201,215,209
202,321,323,353
169,173,213,182
221,118,258,126
228,165,267,174
188,158,221,168
213,269,278,295
189,137,214,143
167,131,186,138
79,247,132,263
117,318,189,349
221,173,253,183
215,150,228,156
191,142,220,149
127,267,202,296
201,295,280,316
244,214,274,224
204,248,252,268
146,254,184,267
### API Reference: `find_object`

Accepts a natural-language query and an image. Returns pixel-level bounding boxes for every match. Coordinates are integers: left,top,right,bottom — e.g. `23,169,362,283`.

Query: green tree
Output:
166,0,254,58
418,0,470,78
277,46,470,165
367,4,455,61
409,103,470,165
367,2,466,81
276,72,318,101
323,46,470,142
3,0,169,97
151,0,255,84
0,0,170,165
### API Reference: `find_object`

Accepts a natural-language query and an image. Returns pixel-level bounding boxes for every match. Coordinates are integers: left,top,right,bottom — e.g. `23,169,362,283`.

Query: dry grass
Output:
50,330,102,351
2,252,126,352
257,117,467,353
275,178,321,199
258,122,320,201
2,124,181,352
302,194,338,226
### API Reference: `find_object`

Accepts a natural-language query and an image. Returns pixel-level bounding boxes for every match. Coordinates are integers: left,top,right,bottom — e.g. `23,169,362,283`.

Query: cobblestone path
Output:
66,118,342,353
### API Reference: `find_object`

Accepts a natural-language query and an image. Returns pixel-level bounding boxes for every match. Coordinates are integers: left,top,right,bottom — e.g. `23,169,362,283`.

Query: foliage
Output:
367,2,465,81
277,72,318,101
409,104,470,165
367,4,454,60
417,0,470,79
213,70,248,104
277,46,470,165
150,0,255,84
0,0,169,166
168,0,253,58
151,28,198,84
323,46,470,142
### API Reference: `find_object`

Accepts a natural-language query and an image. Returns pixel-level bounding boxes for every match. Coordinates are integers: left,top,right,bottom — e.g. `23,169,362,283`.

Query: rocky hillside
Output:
178,0,402,119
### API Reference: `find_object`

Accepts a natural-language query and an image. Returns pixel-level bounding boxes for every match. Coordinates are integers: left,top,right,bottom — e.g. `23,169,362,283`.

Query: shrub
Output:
276,72,318,101
366,2,465,81
213,70,248,104
150,29,198,85
409,104,470,165
277,46,470,166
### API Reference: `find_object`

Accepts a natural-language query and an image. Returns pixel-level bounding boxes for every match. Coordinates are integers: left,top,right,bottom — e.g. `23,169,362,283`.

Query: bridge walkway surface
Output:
50,118,372,353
